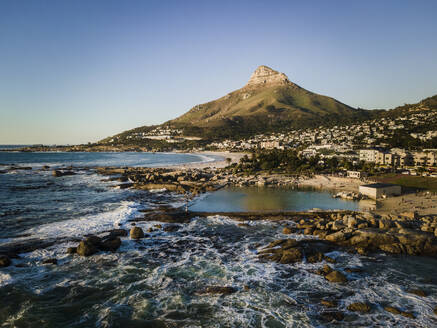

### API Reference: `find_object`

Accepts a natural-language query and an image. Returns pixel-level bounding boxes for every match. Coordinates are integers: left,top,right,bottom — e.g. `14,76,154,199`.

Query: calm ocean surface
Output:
0,152,436,327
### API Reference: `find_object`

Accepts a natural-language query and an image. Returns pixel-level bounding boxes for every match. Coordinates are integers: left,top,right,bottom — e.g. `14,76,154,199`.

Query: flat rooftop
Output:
360,183,399,188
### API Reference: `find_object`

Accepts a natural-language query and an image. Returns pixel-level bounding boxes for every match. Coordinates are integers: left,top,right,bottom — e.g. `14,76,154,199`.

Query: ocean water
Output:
1,152,437,327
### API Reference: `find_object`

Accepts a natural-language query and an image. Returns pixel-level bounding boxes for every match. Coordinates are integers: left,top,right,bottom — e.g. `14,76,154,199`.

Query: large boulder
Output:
77,240,98,256
130,227,144,239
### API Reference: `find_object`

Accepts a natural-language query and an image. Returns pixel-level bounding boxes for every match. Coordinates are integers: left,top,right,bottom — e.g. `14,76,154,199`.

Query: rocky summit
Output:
245,65,291,87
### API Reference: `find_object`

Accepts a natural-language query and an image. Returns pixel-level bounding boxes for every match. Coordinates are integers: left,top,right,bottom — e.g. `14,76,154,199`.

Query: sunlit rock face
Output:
245,65,290,87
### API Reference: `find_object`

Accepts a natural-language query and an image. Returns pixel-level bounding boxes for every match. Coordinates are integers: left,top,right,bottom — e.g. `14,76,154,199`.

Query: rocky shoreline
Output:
2,206,437,322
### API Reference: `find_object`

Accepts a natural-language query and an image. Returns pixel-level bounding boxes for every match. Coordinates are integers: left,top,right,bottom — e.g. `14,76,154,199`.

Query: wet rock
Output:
355,247,368,255
307,252,324,263
384,306,401,315
325,231,347,243
77,240,98,256
100,237,121,252
347,302,370,313
66,247,77,254
279,248,303,264
324,256,336,263
321,299,337,308
407,289,426,297
282,227,293,234
0,255,11,267
434,307,437,315
197,286,237,295
401,311,415,319
316,264,333,276
320,310,344,322
345,267,363,273
42,258,57,265
85,235,102,246
130,227,144,239
108,229,128,237
52,170,76,177
163,225,179,232
325,270,347,283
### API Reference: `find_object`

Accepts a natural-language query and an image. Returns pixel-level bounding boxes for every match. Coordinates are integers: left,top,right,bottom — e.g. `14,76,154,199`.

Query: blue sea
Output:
0,152,436,327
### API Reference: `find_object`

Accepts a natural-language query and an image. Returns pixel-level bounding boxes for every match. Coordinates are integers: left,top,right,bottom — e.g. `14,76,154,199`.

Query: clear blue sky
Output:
1,0,437,144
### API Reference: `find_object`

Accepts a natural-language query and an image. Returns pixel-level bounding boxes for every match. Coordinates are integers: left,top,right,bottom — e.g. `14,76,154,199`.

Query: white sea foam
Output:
24,200,139,239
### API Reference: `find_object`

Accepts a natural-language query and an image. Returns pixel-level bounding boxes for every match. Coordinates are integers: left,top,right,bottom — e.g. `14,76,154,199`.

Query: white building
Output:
359,183,402,199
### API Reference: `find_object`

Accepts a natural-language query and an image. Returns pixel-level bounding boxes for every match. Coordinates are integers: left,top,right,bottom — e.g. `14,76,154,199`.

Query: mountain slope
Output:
167,65,371,137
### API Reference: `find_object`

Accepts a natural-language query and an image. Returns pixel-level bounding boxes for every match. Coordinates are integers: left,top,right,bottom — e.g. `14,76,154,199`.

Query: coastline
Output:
163,151,246,170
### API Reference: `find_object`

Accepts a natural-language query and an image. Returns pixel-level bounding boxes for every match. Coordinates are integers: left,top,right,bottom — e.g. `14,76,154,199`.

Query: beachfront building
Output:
347,171,367,179
359,183,402,199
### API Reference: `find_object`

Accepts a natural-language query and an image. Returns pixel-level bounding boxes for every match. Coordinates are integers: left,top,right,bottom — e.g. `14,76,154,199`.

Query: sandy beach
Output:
165,151,246,170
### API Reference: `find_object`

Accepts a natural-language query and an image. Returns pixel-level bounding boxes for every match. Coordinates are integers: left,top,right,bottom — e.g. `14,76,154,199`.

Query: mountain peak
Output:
246,65,290,87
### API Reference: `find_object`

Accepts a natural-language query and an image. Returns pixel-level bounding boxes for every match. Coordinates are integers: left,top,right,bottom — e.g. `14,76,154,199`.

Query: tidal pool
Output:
189,186,373,212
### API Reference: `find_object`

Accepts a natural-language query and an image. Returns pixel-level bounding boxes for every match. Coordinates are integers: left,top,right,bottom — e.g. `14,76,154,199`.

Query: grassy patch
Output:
373,173,437,192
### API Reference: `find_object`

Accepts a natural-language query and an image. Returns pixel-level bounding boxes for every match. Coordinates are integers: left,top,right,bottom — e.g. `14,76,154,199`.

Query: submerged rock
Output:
0,255,11,267
347,302,370,313
321,299,337,308
197,286,237,295
407,289,426,297
130,227,144,239
319,310,344,322
384,306,401,315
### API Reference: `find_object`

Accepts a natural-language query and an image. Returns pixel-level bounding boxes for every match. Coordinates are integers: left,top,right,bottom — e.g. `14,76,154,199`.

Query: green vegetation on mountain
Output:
100,65,436,145
167,65,373,138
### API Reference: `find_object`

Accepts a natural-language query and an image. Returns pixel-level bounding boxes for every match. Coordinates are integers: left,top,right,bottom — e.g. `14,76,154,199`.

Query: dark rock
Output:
407,289,426,297
117,183,134,189
385,306,401,315
321,299,337,308
66,247,77,254
307,252,324,263
400,311,415,319
0,255,11,267
197,286,237,295
347,302,370,313
108,229,128,237
320,310,344,322
279,248,303,264
130,227,144,239
100,237,121,252
325,270,347,283
345,267,363,273
52,170,76,177
85,235,101,246
77,240,98,256
316,264,333,276
163,225,179,232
